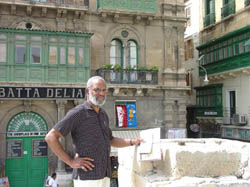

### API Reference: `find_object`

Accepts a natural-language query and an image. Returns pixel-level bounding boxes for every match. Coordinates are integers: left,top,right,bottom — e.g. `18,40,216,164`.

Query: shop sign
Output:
0,87,85,99
204,111,218,116
7,131,47,137
33,139,48,157
6,140,22,158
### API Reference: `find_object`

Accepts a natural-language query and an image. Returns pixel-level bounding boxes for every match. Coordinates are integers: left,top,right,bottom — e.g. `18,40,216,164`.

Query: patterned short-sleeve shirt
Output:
53,101,113,180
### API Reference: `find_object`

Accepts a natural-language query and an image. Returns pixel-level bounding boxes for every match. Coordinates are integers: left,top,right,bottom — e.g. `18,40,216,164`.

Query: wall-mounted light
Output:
197,55,209,84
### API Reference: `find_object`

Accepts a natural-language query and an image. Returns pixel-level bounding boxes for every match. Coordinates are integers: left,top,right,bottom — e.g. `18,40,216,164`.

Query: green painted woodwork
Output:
97,0,157,13
197,25,250,75
6,137,48,187
221,0,235,18
7,112,47,132
0,28,92,83
204,0,215,27
203,53,250,76
194,84,223,117
204,13,215,27
6,112,48,187
246,0,250,7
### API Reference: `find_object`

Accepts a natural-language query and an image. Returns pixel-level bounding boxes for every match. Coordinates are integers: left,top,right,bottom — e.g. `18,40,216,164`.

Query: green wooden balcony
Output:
204,12,215,27
200,53,250,76
97,0,157,13
0,63,89,83
221,0,235,18
96,69,158,85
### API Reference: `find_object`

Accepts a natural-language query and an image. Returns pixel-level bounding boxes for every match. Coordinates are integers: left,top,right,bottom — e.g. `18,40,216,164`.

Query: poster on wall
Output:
0,177,9,187
115,101,137,128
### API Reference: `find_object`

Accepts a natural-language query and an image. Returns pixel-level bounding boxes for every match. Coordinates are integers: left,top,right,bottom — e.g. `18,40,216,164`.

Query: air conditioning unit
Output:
232,114,247,125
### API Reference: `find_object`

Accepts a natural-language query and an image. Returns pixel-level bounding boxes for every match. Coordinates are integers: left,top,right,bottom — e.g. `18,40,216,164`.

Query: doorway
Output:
5,112,48,187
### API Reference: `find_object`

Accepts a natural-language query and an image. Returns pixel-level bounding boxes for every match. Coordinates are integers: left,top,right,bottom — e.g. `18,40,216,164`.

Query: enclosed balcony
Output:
96,69,158,85
97,0,157,13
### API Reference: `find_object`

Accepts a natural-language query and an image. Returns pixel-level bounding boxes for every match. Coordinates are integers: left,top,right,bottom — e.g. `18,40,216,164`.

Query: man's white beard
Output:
89,91,106,107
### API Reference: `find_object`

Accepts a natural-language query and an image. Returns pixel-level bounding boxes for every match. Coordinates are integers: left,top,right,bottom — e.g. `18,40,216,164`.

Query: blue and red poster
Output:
115,102,137,128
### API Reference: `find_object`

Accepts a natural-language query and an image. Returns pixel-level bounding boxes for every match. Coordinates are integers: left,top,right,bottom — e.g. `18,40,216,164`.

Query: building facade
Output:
184,0,202,138
196,0,250,139
0,0,188,186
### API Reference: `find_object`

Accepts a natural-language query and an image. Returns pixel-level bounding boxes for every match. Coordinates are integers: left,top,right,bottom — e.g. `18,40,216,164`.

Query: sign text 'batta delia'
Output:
0,87,85,99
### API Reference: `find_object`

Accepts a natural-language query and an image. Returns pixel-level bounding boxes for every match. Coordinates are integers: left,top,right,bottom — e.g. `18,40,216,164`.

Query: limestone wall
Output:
118,139,250,187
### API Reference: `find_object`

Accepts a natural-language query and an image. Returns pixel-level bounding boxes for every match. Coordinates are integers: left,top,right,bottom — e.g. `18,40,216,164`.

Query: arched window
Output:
127,40,138,68
110,39,123,67
110,39,138,68
109,39,139,82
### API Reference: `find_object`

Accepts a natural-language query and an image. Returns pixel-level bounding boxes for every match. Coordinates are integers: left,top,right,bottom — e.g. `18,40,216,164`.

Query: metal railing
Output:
96,69,158,85
20,0,88,7
221,0,235,18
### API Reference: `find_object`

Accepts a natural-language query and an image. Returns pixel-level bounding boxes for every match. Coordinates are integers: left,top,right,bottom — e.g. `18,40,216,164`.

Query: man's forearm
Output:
110,137,132,147
45,130,72,166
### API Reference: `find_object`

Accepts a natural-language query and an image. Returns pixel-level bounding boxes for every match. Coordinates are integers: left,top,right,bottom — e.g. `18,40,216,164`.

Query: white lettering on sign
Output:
0,87,85,99
204,111,218,115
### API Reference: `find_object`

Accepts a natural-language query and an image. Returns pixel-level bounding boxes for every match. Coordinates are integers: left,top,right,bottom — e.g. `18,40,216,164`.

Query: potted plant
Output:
150,66,159,71
113,64,123,71
102,64,113,69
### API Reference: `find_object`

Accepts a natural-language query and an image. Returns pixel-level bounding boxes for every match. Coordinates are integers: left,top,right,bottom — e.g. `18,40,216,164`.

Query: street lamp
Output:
197,55,209,84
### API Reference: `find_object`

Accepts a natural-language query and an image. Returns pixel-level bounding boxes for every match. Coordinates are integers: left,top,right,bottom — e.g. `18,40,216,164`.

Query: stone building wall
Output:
0,0,190,180
118,138,250,187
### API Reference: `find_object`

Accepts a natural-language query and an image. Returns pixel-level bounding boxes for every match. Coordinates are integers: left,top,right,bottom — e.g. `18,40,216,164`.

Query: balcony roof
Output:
0,27,93,37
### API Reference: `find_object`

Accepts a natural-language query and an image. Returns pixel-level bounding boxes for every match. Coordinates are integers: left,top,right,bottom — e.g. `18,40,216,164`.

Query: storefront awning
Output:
111,130,141,156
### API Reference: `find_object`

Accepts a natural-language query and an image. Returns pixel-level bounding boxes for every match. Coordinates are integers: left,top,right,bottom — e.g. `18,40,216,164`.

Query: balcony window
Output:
204,0,215,27
60,47,66,64
78,48,84,64
0,43,6,63
49,46,57,65
221,0,235,18
109,38,140,82
31,45,41,64
68,47,75,65
127,40,137,68
110,39,122,67
15,44,26,64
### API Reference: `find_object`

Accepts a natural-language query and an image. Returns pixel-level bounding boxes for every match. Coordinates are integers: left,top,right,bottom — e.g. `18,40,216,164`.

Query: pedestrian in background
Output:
48,173,59,187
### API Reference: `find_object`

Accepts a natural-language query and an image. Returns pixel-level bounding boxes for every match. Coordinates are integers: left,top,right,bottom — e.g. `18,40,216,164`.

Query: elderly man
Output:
45,76,142,187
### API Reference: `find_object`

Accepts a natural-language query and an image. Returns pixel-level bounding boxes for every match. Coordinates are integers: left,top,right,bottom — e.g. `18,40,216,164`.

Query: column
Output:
178,100,187,129
56,100,67,173
163,99,174,138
